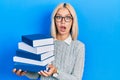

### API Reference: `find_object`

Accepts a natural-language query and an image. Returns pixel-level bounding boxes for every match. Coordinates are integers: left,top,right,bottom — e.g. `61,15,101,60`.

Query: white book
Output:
13,56,54,66
18,42,54,54
33,38,53,47
41,51,54,60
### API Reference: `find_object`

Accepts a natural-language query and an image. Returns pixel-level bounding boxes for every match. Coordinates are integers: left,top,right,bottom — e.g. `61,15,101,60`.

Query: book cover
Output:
16,49,54,61
14,62,48,72
13,56,54,66
22,34,54,47
18,42,54,54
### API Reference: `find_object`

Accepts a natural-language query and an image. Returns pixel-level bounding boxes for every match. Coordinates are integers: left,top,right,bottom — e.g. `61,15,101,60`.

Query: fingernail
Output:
19,69,22,71
13,68,16,72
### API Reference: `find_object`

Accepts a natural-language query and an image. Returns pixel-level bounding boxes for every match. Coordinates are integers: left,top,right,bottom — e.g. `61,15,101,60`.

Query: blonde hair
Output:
51,3,78,40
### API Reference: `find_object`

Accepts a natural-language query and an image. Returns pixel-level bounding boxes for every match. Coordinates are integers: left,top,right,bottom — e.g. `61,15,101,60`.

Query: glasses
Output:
54,15,73,22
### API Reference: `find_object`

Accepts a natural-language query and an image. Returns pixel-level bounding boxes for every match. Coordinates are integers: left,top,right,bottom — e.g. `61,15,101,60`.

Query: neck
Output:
56,34,69,41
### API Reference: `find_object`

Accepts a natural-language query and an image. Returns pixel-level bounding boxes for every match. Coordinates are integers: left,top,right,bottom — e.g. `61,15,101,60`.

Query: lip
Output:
59,26,66,32
60,26,66,29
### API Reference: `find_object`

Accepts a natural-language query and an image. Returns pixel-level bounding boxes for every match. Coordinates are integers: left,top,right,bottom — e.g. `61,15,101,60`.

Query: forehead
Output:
56,8,71,15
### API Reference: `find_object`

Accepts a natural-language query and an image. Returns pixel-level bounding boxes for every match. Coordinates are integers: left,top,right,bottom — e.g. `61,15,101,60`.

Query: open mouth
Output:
60,26,66,32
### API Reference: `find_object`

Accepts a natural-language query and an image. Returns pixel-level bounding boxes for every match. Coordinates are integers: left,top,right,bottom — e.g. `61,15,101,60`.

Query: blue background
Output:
0,0,120,80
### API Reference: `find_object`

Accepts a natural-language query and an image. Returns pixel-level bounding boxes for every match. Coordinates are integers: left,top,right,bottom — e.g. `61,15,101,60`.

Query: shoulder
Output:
72,40,85,48
71,40,85,57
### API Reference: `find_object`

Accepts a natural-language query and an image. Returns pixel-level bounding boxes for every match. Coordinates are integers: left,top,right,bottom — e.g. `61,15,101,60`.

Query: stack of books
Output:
13,34,54,72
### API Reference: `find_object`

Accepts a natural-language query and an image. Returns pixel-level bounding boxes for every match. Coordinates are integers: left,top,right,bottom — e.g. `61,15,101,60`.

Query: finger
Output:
48,67,54,72
13,68,17,73
38,71,45,76
48,64,56,71
40,71,49,77
38,71,44,76
21,71,27,76
38,72,42,75
16,69,22,76
44,70,52,76
47,64,53,68
48,66,57,74
47,64,54,72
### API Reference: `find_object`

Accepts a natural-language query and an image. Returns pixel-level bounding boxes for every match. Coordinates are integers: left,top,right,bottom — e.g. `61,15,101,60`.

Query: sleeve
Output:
53,44,85,80
25,72,40,79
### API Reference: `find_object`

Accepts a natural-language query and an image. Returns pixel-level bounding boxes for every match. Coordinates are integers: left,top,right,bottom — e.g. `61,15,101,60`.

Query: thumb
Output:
47,64,53,68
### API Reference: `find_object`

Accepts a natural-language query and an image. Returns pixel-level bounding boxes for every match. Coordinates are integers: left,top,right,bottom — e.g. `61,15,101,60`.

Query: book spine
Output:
33,38,54,47
16,50,41,61
36,44,54,54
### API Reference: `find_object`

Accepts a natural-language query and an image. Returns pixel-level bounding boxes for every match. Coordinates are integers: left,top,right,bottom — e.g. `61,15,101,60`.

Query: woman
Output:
13,3,85,80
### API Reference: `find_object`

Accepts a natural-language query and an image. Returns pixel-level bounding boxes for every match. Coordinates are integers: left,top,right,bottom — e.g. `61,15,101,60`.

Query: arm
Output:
54,44,85,80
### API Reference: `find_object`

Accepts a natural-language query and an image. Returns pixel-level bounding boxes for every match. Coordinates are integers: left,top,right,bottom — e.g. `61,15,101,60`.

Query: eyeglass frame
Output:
54,15,73,22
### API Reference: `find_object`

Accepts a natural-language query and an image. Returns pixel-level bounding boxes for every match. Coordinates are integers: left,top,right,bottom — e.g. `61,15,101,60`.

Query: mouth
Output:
60,26,66,32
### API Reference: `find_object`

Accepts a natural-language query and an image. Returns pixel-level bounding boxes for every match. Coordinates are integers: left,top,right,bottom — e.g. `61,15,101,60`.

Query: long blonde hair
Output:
51,3,78,40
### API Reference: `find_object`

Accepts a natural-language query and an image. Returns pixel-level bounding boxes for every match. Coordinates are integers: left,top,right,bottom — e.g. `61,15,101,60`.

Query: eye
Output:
65,16,72,20
55,16,62,19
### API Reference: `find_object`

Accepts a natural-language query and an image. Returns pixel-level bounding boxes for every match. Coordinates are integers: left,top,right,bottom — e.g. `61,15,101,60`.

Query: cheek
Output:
66,22,72,30
55,22,60,29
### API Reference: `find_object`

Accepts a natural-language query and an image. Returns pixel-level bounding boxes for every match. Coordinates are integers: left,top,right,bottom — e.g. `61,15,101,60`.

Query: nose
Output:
61,17,65,24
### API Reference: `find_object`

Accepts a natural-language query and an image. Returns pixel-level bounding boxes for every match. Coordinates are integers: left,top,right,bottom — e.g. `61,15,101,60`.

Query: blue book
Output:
13,56,55,66
16,49,54,61
22,34,54,47
14,62,48,72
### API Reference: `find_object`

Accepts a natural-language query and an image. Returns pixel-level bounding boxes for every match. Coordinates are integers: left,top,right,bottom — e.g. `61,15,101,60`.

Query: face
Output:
54,8,73,35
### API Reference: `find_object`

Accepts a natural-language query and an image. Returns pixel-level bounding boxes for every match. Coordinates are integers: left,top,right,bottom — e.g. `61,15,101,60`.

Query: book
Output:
18,42,54,54
16,49,54,61
13,56,54,66
14,62,48,72
22,34,54,47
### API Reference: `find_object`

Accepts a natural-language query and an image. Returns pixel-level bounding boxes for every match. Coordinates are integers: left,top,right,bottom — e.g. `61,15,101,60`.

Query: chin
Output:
58,32,68,35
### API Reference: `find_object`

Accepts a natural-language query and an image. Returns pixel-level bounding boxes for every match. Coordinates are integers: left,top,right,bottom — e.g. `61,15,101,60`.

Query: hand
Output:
38,64,57,77
12,68,27,76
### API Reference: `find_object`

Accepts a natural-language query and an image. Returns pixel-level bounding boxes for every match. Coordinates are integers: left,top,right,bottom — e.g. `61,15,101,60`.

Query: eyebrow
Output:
56,13,72,16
